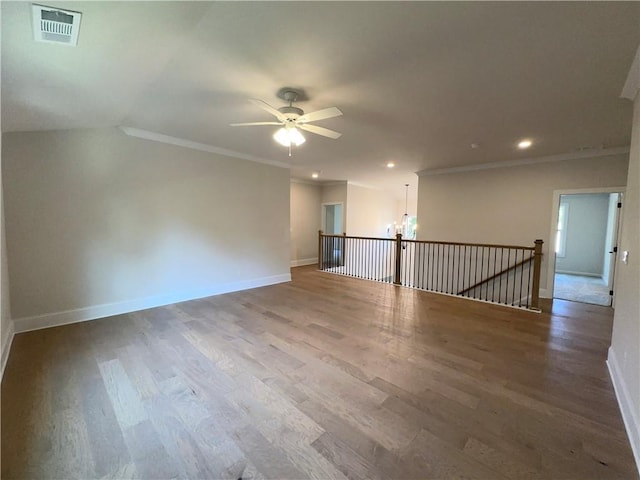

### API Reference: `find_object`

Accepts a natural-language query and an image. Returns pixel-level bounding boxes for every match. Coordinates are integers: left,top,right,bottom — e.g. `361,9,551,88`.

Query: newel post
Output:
318,230,324,270
341,232,347,266
394,233,403,285
531,239,544,311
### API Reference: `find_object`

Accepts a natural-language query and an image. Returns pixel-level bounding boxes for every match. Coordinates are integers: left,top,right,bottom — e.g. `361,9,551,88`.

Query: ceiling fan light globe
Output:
273,127,305,147
289,128,306,146
273,128,288,146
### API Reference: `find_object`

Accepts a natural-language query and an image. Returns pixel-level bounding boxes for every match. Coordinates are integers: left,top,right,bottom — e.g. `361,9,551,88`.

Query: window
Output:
407,216,418,239
555,202,569,257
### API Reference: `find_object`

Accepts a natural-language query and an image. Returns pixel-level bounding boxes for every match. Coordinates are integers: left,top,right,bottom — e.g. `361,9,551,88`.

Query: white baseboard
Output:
1,319,15,381
540,288,551,299
607,346,640,475
555,270,602,277
290,257,318,267
13,273,291,334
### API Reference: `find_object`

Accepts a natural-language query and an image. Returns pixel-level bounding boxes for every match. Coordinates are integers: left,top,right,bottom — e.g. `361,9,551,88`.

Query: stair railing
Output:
318,230,543,311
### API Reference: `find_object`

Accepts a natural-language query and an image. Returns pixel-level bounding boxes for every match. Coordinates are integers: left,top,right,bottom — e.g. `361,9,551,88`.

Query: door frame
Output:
605,193,623,295
547,186,625,306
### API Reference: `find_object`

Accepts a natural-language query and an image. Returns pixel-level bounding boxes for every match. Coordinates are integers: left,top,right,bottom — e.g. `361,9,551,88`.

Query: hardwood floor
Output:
2,266,637,479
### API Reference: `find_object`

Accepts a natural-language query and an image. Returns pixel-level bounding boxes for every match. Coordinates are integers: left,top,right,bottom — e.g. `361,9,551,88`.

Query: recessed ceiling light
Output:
312,172,319,179
387,162,395,168
518,139,532,149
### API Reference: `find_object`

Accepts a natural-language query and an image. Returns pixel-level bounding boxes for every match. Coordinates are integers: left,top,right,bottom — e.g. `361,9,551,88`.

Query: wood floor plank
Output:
228,376,314,435
121,419,179,479
98,359,149,430
297,398,425,480
143,393,214,479
311,431,385,480
45,407,96,479
159,375,246,479
2,266,637,479
462,436,547,480
400,428,508,480
80,374,131,478
232,424,307,479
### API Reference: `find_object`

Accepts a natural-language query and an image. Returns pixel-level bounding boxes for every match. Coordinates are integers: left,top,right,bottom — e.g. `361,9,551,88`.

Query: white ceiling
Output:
2,2,639,199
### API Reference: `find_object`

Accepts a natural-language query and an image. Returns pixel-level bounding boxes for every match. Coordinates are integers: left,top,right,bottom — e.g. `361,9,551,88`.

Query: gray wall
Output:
417,154,629,295
2,128,291,330
609,69,640,470
290,181,405,266
346,184,400,237
290,180,322,265
1,116,14,375
556,193,609,276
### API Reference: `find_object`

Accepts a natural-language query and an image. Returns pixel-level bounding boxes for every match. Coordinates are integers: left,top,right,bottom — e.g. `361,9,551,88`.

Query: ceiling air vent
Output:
32,4,82,46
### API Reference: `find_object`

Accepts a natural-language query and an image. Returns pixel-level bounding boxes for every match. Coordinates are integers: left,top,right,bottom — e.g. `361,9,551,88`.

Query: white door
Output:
604,193,622,305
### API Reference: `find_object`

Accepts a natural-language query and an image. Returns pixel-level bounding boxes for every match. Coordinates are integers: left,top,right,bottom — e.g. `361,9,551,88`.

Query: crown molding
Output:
119,127,291,169
290,177,322,186
621,44,640,101
347,180,380,190
417,146,630,177
290,178,350,187
321,180,349,187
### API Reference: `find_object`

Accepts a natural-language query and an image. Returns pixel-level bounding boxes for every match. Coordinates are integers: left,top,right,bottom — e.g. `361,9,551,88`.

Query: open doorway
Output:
322,203,343,235
551,192,622,306
321,203,344,267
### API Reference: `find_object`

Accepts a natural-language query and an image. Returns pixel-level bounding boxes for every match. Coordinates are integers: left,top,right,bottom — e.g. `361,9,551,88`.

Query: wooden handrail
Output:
320,234,395,242
457,256,533,295
402,238,535,251
319,232,534,251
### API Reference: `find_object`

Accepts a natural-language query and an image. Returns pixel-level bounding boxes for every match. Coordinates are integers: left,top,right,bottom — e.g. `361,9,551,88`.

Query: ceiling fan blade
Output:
298,107,343,124
298,123,342,139
230,121,282,127
248,98,286,121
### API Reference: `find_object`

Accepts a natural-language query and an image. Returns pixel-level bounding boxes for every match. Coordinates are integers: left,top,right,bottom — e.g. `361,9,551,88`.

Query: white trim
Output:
555,201,569,258
290,257,318,267
621,45,640,101
319,181,348,187
12,273,291,334
547,187,625,303
539,288,551,299
347,180,380,190
119,127,291,169
417,147,630,177
1,319,15,380
607,347,640,474
290,178,322,186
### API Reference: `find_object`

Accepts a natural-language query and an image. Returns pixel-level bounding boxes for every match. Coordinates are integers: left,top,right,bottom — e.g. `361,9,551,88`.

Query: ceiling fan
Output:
230,89,342,156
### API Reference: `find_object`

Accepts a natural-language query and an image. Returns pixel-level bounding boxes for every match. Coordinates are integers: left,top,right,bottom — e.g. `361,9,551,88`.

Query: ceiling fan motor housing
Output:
278,105,303,122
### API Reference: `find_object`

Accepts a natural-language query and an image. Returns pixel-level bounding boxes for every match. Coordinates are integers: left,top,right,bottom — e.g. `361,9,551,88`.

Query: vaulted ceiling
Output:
2,2,639,198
